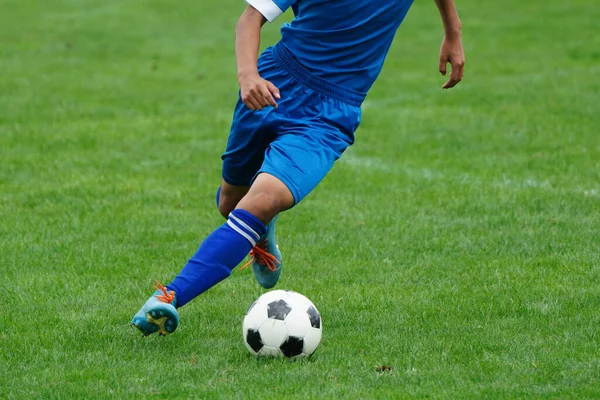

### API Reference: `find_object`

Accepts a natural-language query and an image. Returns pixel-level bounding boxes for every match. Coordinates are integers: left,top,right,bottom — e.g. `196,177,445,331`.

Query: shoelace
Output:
153,280,175,303
241,239,280,272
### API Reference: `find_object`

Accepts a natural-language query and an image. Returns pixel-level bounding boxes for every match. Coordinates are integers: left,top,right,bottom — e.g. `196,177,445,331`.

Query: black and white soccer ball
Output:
243,290,322,358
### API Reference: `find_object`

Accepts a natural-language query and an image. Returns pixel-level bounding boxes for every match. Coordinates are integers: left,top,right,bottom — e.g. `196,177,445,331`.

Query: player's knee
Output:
238,191,283,224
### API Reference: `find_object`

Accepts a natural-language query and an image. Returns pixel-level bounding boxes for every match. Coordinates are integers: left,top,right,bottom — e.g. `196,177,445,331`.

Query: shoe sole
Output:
131,308,179,337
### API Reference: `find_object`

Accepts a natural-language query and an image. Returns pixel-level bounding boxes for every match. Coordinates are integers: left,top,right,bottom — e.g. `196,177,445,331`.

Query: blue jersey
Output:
247,0,414,93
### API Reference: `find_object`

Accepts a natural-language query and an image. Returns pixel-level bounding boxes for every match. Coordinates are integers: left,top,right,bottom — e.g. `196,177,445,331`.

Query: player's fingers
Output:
242,94,259,111
442,76,461,89
248,85,268,110
439,59,447,76
266,81,281,99
442,76,459,89
261,86,278,108
253,97,265,110
450,60,462,82
241,96,251,110
443,61,463,89
448,69,464,88
457,62,465,82
454,57,465,81
442,79,454,89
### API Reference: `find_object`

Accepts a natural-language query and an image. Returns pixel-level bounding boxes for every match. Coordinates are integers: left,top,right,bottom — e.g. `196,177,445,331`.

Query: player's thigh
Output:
258,124,355,205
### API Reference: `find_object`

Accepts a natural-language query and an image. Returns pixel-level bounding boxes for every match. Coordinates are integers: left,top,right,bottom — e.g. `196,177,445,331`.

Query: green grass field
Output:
1,0,599,398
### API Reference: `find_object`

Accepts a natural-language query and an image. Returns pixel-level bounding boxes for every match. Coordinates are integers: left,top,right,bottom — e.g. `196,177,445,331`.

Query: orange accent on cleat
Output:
153,280,175,304
241,239,281,272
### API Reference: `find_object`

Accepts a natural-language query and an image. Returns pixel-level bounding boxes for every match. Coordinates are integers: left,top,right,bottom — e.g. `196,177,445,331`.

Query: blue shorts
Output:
221,43,364,205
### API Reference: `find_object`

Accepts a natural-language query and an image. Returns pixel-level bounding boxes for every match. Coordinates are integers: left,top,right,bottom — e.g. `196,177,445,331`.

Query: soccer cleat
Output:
241,216,282,289
130,281,179,337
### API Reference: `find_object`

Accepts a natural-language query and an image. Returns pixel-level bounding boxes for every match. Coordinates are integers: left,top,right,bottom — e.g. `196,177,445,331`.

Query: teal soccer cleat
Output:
242,216,282,289
130,281,179,336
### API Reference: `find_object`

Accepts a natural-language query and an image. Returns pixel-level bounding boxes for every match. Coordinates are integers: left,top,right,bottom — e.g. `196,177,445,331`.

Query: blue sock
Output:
167,209,265,307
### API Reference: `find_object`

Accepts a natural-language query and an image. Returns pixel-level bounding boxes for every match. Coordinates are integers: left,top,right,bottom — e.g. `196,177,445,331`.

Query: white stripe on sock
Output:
227,220,257,247
228,213,260,241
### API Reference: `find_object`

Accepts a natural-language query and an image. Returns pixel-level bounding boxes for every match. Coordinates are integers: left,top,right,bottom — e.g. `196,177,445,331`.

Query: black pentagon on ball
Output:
267,299,292,320
280,336,304,358
307,305,321,329
246,329,263,353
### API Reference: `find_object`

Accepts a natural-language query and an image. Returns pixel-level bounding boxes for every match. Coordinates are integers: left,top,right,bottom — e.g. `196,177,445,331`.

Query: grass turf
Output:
1,0,599,398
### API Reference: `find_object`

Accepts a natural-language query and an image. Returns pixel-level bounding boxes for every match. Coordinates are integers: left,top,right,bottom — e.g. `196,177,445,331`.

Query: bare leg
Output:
236,172,294,225
218,178,249,218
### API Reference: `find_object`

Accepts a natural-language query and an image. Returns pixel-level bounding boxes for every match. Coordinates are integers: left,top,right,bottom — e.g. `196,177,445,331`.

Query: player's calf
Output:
217,180,250,219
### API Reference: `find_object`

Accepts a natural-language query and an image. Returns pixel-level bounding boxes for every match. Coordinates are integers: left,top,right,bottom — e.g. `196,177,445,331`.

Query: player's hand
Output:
239,72,281,111
438,34,465,89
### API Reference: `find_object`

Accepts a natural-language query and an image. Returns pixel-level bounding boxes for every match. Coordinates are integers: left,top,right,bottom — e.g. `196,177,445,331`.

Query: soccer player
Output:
131,0,465,336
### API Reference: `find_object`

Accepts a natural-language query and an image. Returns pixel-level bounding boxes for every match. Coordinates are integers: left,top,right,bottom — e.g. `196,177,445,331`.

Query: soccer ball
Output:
242,290,322,358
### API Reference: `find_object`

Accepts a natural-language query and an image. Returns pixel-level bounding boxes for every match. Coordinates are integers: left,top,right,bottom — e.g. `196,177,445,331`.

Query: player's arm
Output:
236,6,281,110
434,0,465,89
